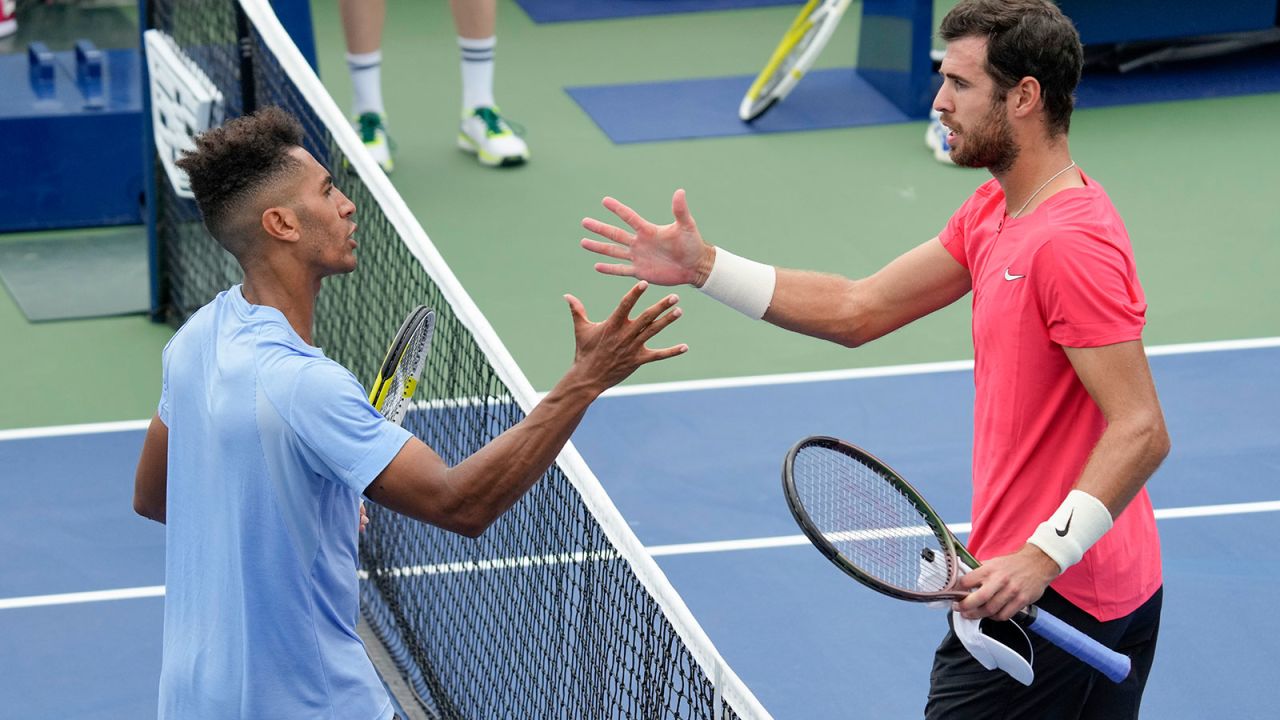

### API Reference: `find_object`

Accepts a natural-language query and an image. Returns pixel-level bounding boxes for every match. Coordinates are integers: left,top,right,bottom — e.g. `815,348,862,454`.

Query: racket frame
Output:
739,0,853,122
368,305,434,424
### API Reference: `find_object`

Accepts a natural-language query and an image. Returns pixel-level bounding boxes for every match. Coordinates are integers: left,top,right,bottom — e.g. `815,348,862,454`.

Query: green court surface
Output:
1,0,1277,430
0,226,150,322
0,277,171,429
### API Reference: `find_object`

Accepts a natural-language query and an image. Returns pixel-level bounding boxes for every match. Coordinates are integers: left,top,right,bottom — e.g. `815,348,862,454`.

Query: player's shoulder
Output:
956,177,1003,209
971,177,1003,199
953,178,1005,221
162,288,231,358
1035,203,1136,275
255,331,342,384
256,346,363,426
1047,172,1123,227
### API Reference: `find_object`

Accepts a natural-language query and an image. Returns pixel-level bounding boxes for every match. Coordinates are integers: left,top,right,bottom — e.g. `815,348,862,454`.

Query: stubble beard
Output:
951,99,1019,175
300,211,357,278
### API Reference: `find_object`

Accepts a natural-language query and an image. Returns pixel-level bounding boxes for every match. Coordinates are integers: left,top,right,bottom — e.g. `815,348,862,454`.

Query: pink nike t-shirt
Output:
939,171,1162,621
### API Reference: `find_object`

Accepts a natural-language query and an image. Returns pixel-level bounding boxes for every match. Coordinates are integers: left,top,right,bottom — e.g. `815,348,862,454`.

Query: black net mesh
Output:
143,2,749,718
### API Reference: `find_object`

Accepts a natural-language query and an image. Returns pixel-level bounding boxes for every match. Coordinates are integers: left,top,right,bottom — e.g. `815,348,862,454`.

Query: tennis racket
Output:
739,0,852,122
782,436,1131,683
368,306,434,425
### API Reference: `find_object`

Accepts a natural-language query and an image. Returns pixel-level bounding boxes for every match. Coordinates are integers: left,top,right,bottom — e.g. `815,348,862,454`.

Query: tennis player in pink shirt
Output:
580,1,1169,716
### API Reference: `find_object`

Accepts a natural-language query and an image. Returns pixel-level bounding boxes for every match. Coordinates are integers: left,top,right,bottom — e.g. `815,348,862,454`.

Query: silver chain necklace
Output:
1009,161,1077,219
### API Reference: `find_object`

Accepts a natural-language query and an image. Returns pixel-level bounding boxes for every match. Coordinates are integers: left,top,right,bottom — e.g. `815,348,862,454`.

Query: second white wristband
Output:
698,247,776,320
1027,489,1114,572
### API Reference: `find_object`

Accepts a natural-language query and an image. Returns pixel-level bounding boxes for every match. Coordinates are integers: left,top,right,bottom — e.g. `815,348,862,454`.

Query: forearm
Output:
699,239,970,348
693,245,879,346
444,368,599,532
763,269,880,347
373,282,683,536
1024,340,1171,573
1025,411,1169,575
1073,411,1171,516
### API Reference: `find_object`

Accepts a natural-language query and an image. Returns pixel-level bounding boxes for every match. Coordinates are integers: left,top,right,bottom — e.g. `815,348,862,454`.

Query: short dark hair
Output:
175,106,305,258
939,0,1083,136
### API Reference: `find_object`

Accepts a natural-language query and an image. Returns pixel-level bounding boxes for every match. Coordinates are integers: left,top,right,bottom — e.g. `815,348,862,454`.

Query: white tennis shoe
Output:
457,107,529,168
355,112,394,173
925,109,955,165
0,0,15,39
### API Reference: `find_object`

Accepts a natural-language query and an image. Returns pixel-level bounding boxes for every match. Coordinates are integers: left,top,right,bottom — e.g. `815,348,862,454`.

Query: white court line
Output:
2,336,1276,438
0,418,151,442
3,500,1276,611
647,523,976,557
1143,337,1280,357
0,585,165,610
602,336,1280,398
647,500,1280,557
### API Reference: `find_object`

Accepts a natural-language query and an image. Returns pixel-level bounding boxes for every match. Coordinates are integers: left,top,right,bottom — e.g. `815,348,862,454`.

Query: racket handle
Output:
1021,606,1131,683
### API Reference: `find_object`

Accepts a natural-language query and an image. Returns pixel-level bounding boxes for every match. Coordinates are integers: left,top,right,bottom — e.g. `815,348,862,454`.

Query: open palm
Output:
580,189,710,287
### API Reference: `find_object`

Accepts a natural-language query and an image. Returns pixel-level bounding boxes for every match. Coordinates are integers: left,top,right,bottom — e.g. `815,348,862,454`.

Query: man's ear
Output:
1009,76,1042,120
261,205,302,243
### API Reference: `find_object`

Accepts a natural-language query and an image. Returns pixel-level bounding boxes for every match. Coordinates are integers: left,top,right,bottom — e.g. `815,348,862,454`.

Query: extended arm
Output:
364,282,686,537
764,239,972,346
133,414,169,524
957,339,1171,620
582,189,971,347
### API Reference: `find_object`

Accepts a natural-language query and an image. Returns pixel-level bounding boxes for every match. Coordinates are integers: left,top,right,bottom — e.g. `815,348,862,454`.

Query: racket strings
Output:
794,447,952,593
381,319,432,423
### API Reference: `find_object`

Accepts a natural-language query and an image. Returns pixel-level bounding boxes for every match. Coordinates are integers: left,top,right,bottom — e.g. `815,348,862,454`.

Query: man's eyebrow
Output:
320,174,333,191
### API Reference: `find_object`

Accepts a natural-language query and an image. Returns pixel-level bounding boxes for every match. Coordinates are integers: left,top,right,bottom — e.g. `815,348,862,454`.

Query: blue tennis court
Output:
2,340,1275,718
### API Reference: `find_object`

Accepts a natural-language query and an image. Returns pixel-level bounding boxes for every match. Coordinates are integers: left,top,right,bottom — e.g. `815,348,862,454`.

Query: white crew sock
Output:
346,50,384,116
458,36,496,112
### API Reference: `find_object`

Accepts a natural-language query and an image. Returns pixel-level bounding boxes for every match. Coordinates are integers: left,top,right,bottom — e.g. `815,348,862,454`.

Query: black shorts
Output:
926,585,1162,720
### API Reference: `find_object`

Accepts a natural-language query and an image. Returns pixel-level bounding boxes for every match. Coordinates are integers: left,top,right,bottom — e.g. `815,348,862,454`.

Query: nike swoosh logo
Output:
1004,268,1025,281
1055,509,1075,537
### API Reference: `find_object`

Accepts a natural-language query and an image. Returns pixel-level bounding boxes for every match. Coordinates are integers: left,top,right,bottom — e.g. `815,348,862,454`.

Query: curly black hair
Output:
175,106,305,258
940,0,1083,137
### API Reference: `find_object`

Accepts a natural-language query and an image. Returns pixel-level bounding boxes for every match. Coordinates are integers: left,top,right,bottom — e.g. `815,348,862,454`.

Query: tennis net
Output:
141,1,768,718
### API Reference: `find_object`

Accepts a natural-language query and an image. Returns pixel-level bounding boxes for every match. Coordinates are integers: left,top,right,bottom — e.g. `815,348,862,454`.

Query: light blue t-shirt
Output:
156,285,411,720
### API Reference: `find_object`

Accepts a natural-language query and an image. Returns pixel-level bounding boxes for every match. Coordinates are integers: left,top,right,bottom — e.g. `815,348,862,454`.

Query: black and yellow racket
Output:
782,436,1131,683
739,0,852,122
368,306,434,426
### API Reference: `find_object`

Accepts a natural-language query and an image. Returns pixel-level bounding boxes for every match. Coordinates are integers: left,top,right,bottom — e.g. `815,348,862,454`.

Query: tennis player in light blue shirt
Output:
134,107,688,718
153,283,409,720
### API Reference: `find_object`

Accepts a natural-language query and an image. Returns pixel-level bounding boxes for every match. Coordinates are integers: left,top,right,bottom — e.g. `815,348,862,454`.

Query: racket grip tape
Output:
1023,606,1131,683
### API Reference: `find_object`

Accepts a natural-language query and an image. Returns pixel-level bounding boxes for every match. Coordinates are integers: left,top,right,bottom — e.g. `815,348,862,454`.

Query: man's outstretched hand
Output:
581,189,714,287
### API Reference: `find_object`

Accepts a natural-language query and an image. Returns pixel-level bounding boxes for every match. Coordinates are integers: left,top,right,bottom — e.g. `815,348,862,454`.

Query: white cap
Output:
952,611,1035,686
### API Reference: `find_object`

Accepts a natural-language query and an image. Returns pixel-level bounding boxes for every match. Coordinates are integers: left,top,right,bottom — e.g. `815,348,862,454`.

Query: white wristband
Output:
1027,489,1114,572
698,247,776,320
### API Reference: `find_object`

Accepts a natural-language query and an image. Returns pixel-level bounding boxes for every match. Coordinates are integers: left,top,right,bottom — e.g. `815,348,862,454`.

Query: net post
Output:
138,0,164,321
235,5,256,114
